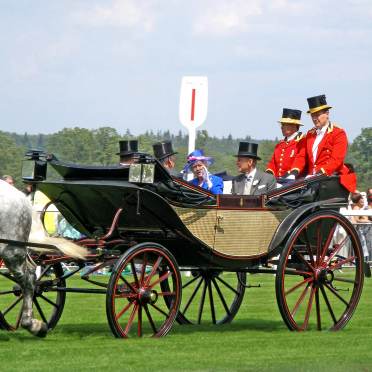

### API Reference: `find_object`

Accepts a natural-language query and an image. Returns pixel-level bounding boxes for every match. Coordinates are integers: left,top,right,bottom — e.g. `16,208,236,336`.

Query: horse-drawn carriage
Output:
0,150,367,337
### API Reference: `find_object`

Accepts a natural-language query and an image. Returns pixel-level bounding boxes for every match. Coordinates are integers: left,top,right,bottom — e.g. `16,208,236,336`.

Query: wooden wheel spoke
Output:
114,293,137,299
33,297,48,324
320,285,337,324
139,254,147,285
157,291,175,297
211,277,231,316
197,280,208,324
119,275,136,293
115,302,133,321
315,220,323,265
137,305,142,337
207,280,216,325
0,272,18,284
333,277,357,285
144,304,157,334
3,296,23,316
149,303,169,318
303,228,316,267
124,303,138,335
295,252,315,272
319,222,337,264
144,256,163,287
302,286,316,330
182,273,201,289
284,269,312,277
38,265,52,280
215,276,239,295
39,294,58,308
329,256,356,271
326,235,350,264
315,288,321,331
285,277,313,296
324,283,350,307
130,261,140,287
0,290,17,295
149,271,172,289
182,277,203,315
290,283,310,317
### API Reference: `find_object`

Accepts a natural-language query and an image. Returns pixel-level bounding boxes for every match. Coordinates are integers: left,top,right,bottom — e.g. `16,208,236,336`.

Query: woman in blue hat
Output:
184,149,223,194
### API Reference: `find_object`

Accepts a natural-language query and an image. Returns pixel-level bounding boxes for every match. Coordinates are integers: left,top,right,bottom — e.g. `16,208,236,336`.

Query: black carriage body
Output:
31,155,350,271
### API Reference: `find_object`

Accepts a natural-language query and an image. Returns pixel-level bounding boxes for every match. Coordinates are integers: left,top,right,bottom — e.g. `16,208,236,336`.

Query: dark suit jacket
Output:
232,169,276,195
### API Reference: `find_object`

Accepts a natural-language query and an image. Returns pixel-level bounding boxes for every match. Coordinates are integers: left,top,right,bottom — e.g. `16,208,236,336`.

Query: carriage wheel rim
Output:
278,212,364,331
108,245,181,338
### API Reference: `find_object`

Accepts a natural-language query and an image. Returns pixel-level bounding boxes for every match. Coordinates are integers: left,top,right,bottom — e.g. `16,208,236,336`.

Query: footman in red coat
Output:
266,108,306,178
289,94,356,192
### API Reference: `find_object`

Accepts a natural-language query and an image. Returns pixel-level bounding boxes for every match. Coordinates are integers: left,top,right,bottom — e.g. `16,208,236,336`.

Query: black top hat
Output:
234,142,261,160
116,140,139,155
152,141,178,160
278,108,302,126
307,94,332,114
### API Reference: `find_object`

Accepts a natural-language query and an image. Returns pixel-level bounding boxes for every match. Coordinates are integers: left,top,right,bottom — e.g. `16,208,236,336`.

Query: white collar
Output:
316,123,329,135
245,168,257,180
285,131,298,142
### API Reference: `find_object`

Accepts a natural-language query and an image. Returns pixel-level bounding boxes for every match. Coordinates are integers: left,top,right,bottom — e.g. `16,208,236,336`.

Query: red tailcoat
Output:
266,133,306,177
290,123,356,192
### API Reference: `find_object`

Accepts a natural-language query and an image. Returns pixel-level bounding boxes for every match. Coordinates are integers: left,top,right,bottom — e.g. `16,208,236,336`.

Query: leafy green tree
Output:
348,127,372,191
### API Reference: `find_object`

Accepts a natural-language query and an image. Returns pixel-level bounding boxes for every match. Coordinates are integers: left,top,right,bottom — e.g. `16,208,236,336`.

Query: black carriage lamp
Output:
22,148,47,181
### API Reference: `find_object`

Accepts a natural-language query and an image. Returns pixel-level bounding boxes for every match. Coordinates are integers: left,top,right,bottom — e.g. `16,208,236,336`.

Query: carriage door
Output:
214,209,289,257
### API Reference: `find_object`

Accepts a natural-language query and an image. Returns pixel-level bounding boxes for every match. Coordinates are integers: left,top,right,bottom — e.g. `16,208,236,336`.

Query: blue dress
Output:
191,174,223,194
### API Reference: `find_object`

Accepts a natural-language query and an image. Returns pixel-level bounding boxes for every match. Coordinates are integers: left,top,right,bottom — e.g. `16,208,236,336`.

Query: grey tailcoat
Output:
231,169,276,195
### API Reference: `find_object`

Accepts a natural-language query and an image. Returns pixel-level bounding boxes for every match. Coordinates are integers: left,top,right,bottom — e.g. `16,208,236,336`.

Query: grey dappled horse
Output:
0,180,47,336
0,180,86,337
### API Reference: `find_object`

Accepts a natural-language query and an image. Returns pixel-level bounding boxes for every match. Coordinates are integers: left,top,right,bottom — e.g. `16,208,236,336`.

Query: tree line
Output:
1,126,371,191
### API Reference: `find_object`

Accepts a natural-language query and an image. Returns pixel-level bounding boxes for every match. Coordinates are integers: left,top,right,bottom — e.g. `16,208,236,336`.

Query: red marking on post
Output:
191,89,196,121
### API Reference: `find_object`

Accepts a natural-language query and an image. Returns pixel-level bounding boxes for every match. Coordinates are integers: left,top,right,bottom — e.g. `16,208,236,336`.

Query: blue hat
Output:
183,149,214,172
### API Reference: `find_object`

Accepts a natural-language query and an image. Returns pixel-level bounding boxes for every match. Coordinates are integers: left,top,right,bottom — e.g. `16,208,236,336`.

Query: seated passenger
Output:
152,141,179,176
117,139,143,165
232,142,276,195
183,149,223,194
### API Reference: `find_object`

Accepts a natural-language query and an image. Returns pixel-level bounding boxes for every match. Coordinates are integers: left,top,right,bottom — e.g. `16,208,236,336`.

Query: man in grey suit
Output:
232,142,276,195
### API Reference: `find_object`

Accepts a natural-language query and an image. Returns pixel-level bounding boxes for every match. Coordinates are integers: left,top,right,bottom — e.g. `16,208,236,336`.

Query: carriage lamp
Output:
129,163,155,184
22,149,47,181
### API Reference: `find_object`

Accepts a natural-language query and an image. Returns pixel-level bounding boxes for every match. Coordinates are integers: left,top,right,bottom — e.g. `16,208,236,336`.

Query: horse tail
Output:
29,210,88,260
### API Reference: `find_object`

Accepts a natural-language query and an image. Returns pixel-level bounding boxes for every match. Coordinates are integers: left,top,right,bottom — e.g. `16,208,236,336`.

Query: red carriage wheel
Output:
106,243,181,338
0,262,66,331
276,210,364,331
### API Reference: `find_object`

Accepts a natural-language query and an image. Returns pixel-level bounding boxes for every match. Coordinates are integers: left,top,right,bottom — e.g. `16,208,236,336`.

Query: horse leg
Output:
1,245,48,337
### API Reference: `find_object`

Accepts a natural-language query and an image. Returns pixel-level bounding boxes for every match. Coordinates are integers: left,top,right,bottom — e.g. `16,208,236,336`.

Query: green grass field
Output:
0,273,371,372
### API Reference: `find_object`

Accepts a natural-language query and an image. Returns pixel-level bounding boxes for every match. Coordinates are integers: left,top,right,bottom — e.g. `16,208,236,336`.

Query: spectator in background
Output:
350,192,370,261
2,175,14,186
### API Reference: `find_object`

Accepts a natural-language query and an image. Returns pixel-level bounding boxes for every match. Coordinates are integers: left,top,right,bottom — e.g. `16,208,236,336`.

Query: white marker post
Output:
179,76,208,155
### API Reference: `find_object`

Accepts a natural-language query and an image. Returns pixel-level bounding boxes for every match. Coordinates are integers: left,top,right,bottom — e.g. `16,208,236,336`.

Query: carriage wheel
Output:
162,270,246,325
106,243,181,338
276,210,364,331
0,262,66,331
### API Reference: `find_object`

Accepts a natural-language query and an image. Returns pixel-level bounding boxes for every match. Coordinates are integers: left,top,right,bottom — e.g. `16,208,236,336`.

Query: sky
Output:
0,0,371,141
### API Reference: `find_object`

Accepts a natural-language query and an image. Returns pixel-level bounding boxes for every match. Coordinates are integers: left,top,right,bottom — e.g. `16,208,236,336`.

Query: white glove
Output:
286,174,296,180
202,166,213,189
305,174,315,179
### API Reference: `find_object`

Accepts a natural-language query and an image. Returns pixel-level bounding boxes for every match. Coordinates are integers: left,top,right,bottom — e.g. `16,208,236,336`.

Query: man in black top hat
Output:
117,139,142,165
152,141,178,176
232,142,276,195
